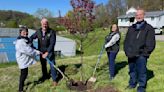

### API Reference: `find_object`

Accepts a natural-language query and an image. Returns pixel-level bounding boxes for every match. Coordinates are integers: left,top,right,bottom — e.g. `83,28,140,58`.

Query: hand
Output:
42,52,48,58
35,50,42,55
105,44,108,48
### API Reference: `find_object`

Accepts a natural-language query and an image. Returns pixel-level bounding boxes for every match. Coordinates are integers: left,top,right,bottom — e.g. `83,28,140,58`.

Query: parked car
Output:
154,28,163,35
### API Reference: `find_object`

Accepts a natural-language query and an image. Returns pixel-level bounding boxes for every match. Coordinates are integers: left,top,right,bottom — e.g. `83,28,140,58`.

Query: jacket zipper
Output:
136,31,141,39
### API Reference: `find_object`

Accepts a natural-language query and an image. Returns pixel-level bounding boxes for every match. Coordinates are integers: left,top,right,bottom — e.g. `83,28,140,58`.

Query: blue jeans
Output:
49,59,57,82
107,51,118,78
128,56,147,92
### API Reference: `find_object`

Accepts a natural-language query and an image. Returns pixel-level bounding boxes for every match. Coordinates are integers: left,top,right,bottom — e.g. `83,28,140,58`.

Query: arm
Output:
124,28,130,52
105,33,120,48
143,26,156,56
16,40,40,56
29,31,38,43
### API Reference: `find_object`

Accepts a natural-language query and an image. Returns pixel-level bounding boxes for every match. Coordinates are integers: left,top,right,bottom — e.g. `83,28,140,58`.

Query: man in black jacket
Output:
124,9,155,92
30,18,57,86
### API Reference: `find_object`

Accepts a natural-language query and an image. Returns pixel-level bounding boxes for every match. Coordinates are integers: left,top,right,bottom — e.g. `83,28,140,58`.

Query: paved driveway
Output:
155,35,164,41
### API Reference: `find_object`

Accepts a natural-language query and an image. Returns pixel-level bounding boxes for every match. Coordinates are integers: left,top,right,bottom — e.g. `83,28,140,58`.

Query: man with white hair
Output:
30,18,57,86
124,9,156,92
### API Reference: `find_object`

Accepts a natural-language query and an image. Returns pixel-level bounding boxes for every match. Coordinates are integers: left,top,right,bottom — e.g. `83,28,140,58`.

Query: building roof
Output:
126,7,137,14
118,10,164,19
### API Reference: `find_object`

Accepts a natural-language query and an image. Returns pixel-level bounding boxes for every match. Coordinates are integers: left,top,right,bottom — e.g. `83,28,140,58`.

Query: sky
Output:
0,0,108,17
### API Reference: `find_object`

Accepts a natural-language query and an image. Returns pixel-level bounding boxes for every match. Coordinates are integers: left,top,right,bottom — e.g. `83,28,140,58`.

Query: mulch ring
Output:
67,79,118,92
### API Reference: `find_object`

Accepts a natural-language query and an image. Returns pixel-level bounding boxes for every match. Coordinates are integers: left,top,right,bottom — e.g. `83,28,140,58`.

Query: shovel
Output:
88,44,105,83
46,58,87,88
45,57,69,81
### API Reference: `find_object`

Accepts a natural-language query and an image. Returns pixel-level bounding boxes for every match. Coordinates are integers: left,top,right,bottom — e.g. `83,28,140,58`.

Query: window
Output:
55,51,61,57
0,44,4,48
151,17,154,21
121,19,123,22
159,16,161,21
121,18,129,22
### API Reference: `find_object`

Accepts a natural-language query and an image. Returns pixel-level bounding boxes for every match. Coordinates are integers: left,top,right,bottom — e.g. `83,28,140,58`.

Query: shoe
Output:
18,90,24,92
125,85,136,89
38,76,48,83
137,87,145,92
109,77,114,81
52,81,58,87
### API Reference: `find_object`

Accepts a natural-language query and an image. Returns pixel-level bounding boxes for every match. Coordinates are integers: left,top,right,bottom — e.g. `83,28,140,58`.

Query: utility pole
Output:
162,0,164,10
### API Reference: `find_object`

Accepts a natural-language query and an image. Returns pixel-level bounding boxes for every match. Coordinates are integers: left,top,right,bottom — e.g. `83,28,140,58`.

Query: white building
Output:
118,7,164,29
55,36,76,57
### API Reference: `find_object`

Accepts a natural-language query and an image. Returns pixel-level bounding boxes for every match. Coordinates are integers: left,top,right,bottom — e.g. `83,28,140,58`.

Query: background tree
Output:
106,0,126,24
125,0,163,11
125,0,141,9
141,0,162,11
5,20,18,28
64,0,95,81
34,8,54,19
20,16,40,29
93,3,110,28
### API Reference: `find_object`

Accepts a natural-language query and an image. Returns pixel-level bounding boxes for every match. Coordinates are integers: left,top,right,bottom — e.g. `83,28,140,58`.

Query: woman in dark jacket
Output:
105,24,120,80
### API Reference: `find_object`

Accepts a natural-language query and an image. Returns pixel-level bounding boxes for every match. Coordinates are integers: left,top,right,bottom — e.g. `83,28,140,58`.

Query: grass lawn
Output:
0,29,164,92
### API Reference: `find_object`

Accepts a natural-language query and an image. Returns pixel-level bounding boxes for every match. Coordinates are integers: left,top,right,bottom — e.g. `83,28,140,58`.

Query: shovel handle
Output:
45,58,69,81
92,44,105,76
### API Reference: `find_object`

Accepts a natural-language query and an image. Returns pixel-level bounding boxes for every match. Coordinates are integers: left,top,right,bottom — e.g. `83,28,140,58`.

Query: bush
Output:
53,25,66,31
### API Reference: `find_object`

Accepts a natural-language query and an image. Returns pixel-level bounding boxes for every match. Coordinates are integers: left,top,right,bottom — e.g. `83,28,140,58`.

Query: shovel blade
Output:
88,77,96,83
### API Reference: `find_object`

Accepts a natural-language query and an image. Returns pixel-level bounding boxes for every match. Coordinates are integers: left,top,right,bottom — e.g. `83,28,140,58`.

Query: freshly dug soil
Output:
67,79,93,91
67,79,118,92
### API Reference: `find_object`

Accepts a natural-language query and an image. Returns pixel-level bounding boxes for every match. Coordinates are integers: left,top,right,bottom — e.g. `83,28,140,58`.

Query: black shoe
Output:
18,90,24,92
125,85,136,89
38,76,48,83
137,87,145,92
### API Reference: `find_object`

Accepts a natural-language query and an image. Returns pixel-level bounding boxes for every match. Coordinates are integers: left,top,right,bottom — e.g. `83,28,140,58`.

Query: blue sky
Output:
0,0,108,17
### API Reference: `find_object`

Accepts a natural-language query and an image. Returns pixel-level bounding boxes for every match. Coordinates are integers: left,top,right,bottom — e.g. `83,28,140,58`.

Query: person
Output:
124,9,156,92
105,24,120,80
15,27,41,92
30,18,57,86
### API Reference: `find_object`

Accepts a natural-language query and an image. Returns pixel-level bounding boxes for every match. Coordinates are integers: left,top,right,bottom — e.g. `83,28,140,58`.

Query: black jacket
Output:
124,21,156,58
30,28,56,60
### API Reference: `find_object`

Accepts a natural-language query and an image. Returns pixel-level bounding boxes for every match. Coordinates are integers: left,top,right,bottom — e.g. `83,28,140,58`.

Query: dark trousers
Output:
40,57,48,78
40,57,57,81
128,56,147,91
107,51,118,78
19,68,28,91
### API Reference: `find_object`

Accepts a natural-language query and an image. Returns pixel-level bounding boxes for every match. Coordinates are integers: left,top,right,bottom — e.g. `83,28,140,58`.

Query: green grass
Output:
62,28,125,56
0,62,17,68
0,29,164,92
